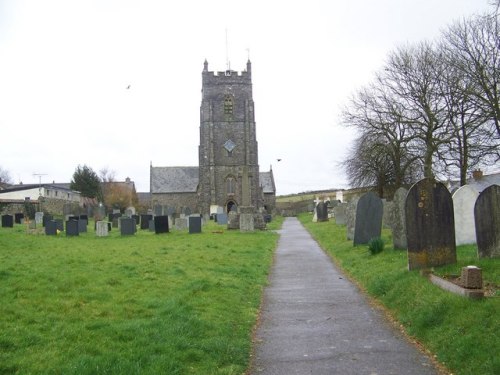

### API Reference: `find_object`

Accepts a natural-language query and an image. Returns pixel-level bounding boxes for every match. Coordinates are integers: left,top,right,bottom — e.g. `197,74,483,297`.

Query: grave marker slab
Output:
2,215,14,228
42,214,53,227
474,185,500,258
316,202,329,222
189,216,202,234
96,221,109,237
406,178,456,270
216,213,228,225
140,214,153,229
14,213,24,224
45,220,57,235
392,187,408,249
154,216,169,234
55,220,64,232
346,199,358,240
453,185,479,246
66,220,79,236
78,219,88,233
35,212,44,225
333,203,347,225
175,217,188,231
120,217,136,235
353,192,383,245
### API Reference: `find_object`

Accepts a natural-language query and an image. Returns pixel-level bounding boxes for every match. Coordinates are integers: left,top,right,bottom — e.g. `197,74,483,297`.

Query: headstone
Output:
78,219,87,233
95,206,106,221
228,211,240,229
175,217,188,230
132,214,140,225
405,178,457,270
120,217,136,235
391,187,408,249
333,203,347,225
95,221,109,237
154,216,169,234
125,206,136,216
149,219,155,232
216,213,228,225
312,197,321,222
316,202,329,222
240,213,255,232
45,220,57,235
346,199,358,240
453,185,479,245
140,214,153,229
35,212,44,225
474,184,500,258
112,209,121,214
42,214,53,227
353,192,383,245
79,214,88,222
14,213,24,224
461,266,482,289
108,213,115,222
66,220,79,236
55,219,64,232
1,215,14,228
189,216,202,234
112,218,119,228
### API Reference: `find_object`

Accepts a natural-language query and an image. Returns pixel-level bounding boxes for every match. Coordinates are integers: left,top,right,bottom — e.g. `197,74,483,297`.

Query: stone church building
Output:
150,60,276,215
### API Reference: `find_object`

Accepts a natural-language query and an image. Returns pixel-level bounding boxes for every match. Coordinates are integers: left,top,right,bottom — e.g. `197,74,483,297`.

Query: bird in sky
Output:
277,159,282,162
126,85,131,89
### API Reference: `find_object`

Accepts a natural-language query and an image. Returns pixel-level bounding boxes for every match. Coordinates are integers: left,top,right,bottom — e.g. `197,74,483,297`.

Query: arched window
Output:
226,176,236,195
224,95,233,115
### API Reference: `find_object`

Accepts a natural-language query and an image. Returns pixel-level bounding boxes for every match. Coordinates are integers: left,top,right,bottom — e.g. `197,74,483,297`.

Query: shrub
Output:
368,237,384,255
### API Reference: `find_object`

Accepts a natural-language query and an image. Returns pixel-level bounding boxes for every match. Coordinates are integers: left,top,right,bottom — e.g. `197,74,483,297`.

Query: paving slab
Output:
250,217,439,375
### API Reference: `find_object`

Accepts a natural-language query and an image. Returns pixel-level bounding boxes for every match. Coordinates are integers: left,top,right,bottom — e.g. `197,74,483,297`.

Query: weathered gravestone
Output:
95,221,109,237
474,184,500,258
149,219,155,232
353,192,383,245
346,199,358,240
78,219,87,233
2,215,14,228
228,211,240,229
154,216,169,234
120,217,136,235
405,178,456,270
66,220,79,236
333,203,347,225
175,217,188,231
391,187,408,249
42,214,53,227
14,213,24,224
453,185,479,245
140,214,153,229
216,213,228,225
316,202,329,222
35,212,44,225
45,220,58,235
189,216,202,234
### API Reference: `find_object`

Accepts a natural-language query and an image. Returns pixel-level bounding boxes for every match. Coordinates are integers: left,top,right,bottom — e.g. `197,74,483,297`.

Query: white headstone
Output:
96,221,109,237
35,212,44,225
453,185,479,245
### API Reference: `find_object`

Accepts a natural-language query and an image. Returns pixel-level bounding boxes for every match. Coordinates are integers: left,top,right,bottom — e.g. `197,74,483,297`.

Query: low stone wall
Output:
275,200,312,216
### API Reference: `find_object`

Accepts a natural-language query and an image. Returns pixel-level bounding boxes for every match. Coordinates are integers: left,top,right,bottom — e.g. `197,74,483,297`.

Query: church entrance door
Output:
226,200,237,213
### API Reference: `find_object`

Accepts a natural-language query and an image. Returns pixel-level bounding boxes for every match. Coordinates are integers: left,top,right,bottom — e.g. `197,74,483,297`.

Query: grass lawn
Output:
0,217,283,375
298,213,499,375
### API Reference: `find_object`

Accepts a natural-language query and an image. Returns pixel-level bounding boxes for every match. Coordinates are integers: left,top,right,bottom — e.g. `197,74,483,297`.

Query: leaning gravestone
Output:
353,192,383,245
391,187,408,249
453,185,479,245
2,215,14,228
333,203,347,225
316,202,329,222
474,184,500,258
405,178,456,270
120,217,136,235
346,199,358,240
66,220,79,236
95,221,109,237
154,216,169,234
189,216,202,234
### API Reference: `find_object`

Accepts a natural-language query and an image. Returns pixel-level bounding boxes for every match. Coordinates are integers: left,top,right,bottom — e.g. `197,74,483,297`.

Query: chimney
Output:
472,170,483,180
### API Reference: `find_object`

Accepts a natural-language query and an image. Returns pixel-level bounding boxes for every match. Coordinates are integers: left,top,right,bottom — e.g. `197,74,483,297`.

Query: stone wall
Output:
151,192,199,213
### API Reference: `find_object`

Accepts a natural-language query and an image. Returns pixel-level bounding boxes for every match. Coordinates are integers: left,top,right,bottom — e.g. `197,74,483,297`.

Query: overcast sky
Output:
0,0,494,195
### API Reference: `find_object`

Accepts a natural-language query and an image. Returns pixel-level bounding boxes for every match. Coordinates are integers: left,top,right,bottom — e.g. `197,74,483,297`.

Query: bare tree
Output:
0,166,13,184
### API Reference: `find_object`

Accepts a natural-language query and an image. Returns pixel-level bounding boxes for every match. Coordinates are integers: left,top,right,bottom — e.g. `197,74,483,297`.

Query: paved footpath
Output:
250,217,440,375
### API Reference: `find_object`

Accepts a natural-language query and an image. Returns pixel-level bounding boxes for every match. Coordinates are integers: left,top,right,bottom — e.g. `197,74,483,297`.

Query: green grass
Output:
0,217,283,374
298,213,499,375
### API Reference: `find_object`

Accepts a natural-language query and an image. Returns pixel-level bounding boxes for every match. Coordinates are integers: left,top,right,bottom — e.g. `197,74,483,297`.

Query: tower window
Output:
226,176,236,195
224,95,233,115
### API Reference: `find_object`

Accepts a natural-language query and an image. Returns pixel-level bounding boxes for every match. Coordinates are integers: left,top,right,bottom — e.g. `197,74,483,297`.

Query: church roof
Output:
151,167,199,193
260,171,276,194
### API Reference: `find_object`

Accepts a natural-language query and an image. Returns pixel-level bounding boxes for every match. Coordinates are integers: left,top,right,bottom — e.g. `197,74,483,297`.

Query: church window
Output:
224,95,233,115
226,176,236,195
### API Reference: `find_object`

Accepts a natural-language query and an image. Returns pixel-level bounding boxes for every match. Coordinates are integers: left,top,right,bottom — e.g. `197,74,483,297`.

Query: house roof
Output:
151,167,199,193
447,171,500,194
0,183,78,194
260,171,276,194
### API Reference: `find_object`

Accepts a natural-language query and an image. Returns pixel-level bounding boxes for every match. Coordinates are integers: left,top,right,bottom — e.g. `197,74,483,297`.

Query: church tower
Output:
198,60,260,215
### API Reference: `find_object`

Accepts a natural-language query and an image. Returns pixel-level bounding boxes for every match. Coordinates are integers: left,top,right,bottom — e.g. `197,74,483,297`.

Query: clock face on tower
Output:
223,139,236,152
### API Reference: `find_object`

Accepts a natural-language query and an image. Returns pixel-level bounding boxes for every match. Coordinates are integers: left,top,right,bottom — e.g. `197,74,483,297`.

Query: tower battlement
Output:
202,60,252,84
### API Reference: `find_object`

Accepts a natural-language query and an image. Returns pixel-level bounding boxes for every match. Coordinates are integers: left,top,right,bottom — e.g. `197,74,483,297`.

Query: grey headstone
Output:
453,185,479,245
42,214,53,227
45,220,57,235
474,184,500,258
353,192,383,245
149,219,155,232
78,219,87,233
346,199,358,240
240,213,255,232
406,178,456,270
1,215,14,228
189,216,202,234
95,221,109,237
112,218,119,228
35,212,44,225
140,214,153,229
120,217,136,235
333,203,347,225
175,217,188,230
316,202,329,222
216,213,228,225
228,211,240,229
55,219,64,232
391,187,408,249
66,220,79,236
154,216,169,234
132,214,140,225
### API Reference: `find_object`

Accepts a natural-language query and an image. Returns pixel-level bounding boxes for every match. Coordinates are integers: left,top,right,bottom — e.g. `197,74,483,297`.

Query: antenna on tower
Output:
225,28,230,71
32,172,48,197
